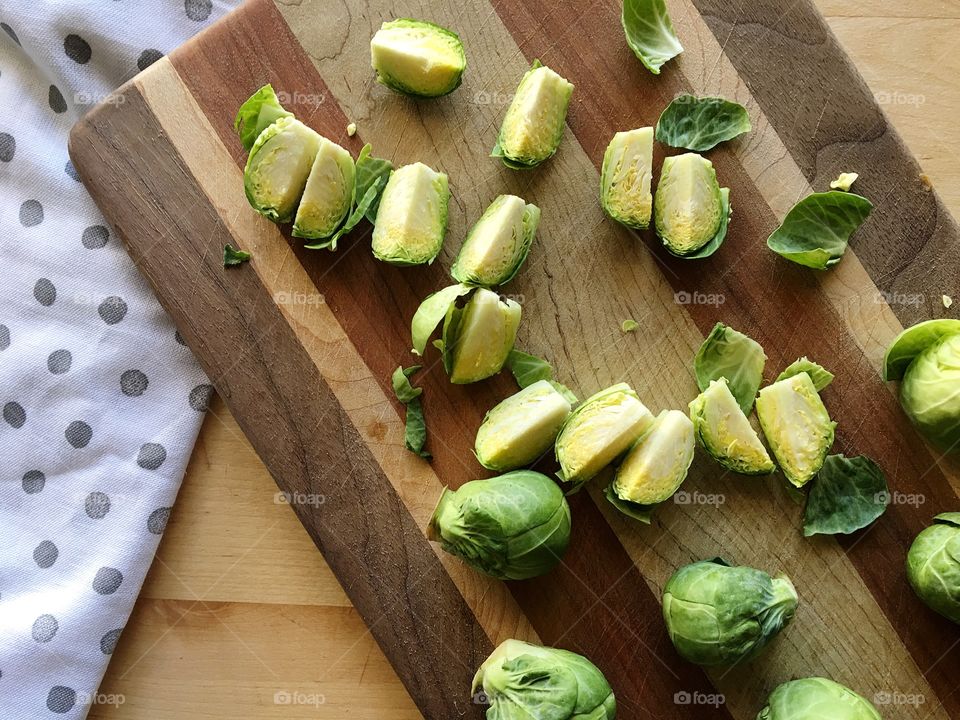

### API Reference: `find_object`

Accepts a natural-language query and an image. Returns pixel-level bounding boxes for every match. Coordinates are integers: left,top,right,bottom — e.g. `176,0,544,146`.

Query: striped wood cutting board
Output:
69,0,960,717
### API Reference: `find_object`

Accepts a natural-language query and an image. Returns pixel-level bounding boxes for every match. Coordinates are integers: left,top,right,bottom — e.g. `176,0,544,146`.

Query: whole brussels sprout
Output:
756,677,881,720
427,471,570,580
906,512,960,624
473,639,616,720
662,558,798,666
901,333,960,450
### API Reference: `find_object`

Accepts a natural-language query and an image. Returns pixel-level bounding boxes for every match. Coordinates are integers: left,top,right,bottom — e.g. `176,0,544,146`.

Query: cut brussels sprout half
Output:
654,153,728,257
901,332,960,450
689,378,775,475
621,0,683,74
492,60,573,169
234,84,294,152
882,318,960,381
292,137,355,240
756,373,836,488
475,380,573,472
777,356,834,391
694,322,766,414
243,117,320,224
757,677,882,720
600,128,654,229
442,288,522,384
370,19,466,98
428,471,570,580
451,195,540,287
555,383,654,487
372,162,450,265
907,512,960,624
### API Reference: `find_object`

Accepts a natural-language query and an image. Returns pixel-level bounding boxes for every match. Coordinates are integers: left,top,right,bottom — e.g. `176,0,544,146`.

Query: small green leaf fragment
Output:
506,349,554,388
391,365,423,404
223,244,251,267
829,172,859,191
404,397,431,458
621,319,639,333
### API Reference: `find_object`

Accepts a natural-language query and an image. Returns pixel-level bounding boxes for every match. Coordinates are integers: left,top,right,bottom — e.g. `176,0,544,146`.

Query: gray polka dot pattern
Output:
47,349,72,374
20,199,44,227
33,278,56,306
0,132,14,162
47,686,76,713
147,507,171,535
3,401,26,428
1,22,19,45
98,296,127,324
175,330,186,346
64,160,80,181
100,628,122,655
81,224,109,249
33,541,58,568
185,0,213,22
92,567,123,595
189,383,214,411
48,85,67,114
22,470,45,494
137,443,166,470
0,324,9,350
120,369,148,396
64,34,92,64
32,614,59,642
85,491,110,519
65,420,92,448
137,49,163,71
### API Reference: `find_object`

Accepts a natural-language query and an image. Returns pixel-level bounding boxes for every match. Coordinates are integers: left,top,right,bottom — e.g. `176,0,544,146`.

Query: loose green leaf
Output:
506,349,554,388
655,95,751,152
829,172,859,191
694,322,766,414
391,365,423,404
621,319,639,333
622,0,684,75
882,318,960,381
404,397,431,458
777,357,834,391
354,144,394,224
803,454,888,537
604,484,656,524
234,84,294,152
410,284,473,355
223,244,251,267
766,191,873,269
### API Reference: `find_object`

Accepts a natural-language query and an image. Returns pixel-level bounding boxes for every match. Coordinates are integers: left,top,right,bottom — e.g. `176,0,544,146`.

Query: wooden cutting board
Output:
69,0,960,717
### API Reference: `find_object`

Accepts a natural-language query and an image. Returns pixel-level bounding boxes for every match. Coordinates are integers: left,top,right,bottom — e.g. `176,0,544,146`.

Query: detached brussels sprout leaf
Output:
901,333,960,449
243,117,320,224
223,244,251,267
391,365,422,403
451,195,540,287
370,19,466,98
292,137,355,241
428,471,570,580
621,319,639,333
442,289,522,384
506,349,554,388
654,153,727,257
234,84,294,152
694,322,766,414
803,454,888,537
391,366,430,458
493,60,573,169
882,318,960,381
777,356,834,391
601,128,654,229
907,513,960,624
603,484,657,524
411,283,472,355
372,162,450,265
662,559,798,666
354,143,394,223
689,379,775,475
830,172,859,192
622,0,683,75
757,677,882,720
655,95,751,152
766,191,873,269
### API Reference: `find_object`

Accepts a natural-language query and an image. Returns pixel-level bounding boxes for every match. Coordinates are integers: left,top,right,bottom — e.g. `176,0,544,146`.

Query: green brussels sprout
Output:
689,379,775,475
472,639,616,720
233,84,294,152
292,136,356,240
654,153,725,256
756,677,881,720
492,60,574,169
883,318,960,381
756,373,836,487
610,410,694,511
451,195,540,287
662,558,798,667
243,116,321,223
555,383,654,487
372,162,450,265
442,288,522,384
370,19,466,98
475,379,573,472
428,471,570,580
900,333,960,450
600,128,654,229
906,512,960,624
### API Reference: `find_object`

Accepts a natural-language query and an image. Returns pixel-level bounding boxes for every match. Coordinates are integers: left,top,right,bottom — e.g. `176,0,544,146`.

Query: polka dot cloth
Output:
0,3,236,716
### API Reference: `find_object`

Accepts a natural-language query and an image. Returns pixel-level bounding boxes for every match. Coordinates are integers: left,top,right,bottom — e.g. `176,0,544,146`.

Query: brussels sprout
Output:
475,380,573,472
776,356,834,391
621,0,683,75
756,677,881,720
654,153,727,257
662,558,798,667
492,60,574,169
472,639,616,720
410,283,473,355
600,128,654,229
243,116,320,223
372,162,450,265
898,333,960,449
234,84,294,152
370,19,466,98
442,288,521,384
883,318,960,381
756,373,835,487
428,471,570,580
451,195,540,287
694,322,766,414
292,136,355,240
906,512,960,624
689,379,775,475
555,383,654,487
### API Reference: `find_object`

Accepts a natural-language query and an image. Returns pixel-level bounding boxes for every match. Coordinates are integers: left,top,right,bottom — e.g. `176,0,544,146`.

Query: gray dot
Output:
0,324,9,350
32,614,59,642
22,470,45,494
174,330,186,346
98,296,127,324
184,0,213,22
20,199,44,227
3,402,25,428
85,491,110,519
65,160,80,181
81,225,109,249
1,23,19,45
65,420,92,448
93,567,123,595
33,540,58,568
137,443,166,470
49,85,67,114
100,628,123,654
0,133,14,162
64,34,91,64
189,383,214,411
147,507,171,535
137,49,163,71
47,686,76,713
120,369,148,397
33,278,56,305
47,349,72,374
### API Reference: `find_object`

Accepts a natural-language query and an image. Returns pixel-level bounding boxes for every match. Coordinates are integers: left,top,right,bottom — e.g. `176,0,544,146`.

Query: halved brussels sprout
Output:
475,379,572,471
654,153,724,256
555,383,654,487
689,378,775,475
492,60,573,169
451,195,540,287
756,373,836,487
442,288,521,384
757,677,881,720
901,333,960,449
243,116,320,223
292,137,356,240
372,162,450,265
906,512,960,624
370,19,466,98
428,471,570,580
600,127,654,229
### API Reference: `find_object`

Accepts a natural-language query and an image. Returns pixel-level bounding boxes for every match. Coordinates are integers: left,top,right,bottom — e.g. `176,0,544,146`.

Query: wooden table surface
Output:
89,1,960,717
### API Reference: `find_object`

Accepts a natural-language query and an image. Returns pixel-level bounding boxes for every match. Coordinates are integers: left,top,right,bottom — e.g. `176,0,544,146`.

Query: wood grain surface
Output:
69,0,960,718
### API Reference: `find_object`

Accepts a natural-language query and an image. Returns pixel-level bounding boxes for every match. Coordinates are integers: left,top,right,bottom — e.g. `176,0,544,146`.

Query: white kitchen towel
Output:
0,2,238,717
